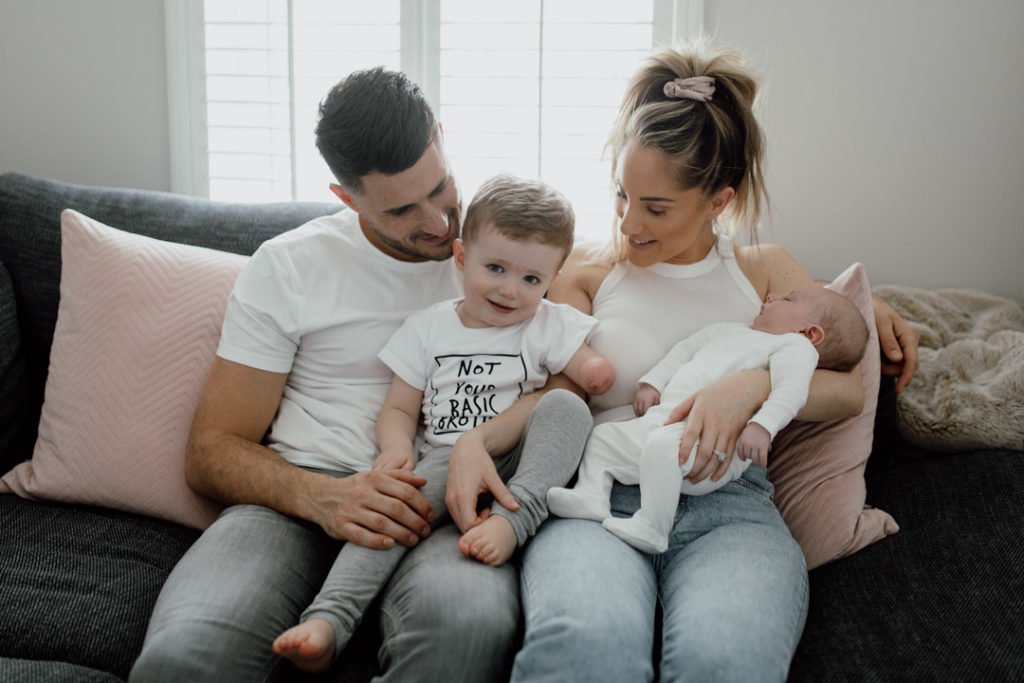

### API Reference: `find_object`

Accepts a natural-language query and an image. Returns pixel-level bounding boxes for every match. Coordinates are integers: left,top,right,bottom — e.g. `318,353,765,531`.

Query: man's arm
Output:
185,357,434,549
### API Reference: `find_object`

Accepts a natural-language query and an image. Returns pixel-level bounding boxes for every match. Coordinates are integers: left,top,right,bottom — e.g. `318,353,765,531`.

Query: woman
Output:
507,43,917,681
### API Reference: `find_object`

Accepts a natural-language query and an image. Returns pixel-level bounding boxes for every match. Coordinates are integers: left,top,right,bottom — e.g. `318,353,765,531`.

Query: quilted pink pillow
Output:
769,262,900,569
0,210,242,528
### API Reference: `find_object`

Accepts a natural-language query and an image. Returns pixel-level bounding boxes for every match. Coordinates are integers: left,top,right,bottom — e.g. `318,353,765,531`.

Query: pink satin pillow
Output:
0,210,241,528
769,262,900,569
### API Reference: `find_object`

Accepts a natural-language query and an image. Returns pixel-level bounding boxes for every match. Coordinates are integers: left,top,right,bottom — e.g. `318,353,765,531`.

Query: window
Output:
165,0,703,241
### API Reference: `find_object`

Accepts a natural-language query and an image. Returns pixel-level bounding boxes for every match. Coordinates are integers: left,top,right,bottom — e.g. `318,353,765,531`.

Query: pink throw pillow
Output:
0,210,242,528
769,262,900,569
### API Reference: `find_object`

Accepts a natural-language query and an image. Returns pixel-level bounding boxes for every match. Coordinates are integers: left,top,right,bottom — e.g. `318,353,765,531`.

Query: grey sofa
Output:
1,172,1021,681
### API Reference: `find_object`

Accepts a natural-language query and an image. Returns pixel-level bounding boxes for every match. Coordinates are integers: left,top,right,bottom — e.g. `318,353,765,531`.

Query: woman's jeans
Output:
512,464,809,683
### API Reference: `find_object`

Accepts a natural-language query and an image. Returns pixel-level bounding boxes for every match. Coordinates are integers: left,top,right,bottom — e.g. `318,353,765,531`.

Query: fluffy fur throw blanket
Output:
872,285,1024,452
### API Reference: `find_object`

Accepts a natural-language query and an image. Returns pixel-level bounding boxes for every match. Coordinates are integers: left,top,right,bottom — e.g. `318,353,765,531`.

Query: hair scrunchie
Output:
663,76,716,102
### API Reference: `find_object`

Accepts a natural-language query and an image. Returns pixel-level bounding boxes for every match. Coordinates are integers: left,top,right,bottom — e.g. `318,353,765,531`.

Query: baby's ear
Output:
803,323,825,347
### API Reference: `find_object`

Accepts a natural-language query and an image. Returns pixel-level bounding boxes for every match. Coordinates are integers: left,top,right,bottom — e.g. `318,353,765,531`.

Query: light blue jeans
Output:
511,465,809,683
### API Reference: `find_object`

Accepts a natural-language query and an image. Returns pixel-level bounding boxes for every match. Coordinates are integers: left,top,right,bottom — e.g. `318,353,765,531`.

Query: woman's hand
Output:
873,294,919,393
445,429,519,533
664,369,770,484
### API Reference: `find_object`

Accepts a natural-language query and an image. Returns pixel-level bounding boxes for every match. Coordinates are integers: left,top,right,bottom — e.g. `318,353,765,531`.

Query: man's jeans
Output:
130,389,592,682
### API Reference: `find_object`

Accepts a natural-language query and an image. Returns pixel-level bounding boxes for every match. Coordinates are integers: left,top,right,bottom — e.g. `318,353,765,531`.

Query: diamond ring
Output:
713,449,727,463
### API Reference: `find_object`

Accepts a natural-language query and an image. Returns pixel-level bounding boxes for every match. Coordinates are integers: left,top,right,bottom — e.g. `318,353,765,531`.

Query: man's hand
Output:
633,383,661,417
737,422,771,467
445,429,519,533
873,293,920,393
306,469,434,550
664,369,770,485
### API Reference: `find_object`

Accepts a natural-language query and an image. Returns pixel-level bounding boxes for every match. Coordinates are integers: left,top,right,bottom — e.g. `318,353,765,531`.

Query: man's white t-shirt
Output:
217,209,462,472
378,299,597,450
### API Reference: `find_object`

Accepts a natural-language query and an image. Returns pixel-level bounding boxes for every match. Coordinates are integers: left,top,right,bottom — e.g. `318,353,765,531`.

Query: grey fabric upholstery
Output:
789,380,1024,681
0,495,201,679
0,261,31,473
0,658,123,683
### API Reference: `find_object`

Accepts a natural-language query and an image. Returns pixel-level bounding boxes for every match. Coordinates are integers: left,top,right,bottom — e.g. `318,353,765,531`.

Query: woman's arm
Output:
873,293,920,393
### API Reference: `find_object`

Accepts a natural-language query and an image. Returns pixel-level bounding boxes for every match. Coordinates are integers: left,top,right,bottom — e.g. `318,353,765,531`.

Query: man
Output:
130,67,535,682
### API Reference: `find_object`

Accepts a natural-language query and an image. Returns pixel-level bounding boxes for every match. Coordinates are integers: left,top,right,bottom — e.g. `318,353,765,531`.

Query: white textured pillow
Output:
0,210,242,528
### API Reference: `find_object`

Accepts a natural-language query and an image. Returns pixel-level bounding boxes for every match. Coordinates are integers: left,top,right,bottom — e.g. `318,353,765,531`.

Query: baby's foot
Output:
272,618,335,673
602,516,669,554
458,515,518,566
546,486,611,521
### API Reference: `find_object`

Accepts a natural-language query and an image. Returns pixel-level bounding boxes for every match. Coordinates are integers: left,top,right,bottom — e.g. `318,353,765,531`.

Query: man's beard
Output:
367,212,459,262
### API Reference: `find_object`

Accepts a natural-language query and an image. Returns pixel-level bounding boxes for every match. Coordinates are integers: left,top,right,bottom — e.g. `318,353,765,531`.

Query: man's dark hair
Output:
315,66,438,194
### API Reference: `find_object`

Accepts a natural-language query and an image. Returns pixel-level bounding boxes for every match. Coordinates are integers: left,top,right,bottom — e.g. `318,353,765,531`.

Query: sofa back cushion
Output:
1,210,254,527
0,172,335,467
0,262,31,473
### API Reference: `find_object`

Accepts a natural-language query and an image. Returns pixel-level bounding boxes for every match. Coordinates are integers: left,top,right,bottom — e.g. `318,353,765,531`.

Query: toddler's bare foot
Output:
272,618,335,673
458,515,518,566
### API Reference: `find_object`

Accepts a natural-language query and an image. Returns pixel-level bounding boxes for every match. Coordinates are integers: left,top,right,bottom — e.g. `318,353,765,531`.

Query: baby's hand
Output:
373,449,415,472
633,383,661,417
737,422,771,467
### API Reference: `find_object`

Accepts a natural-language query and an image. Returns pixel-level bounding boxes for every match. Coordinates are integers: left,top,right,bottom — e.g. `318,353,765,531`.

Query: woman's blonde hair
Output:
601,41,769,262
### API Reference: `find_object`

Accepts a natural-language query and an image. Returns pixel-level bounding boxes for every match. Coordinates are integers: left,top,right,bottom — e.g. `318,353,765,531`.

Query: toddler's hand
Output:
737,422,771,467
373,449,415,472
633,383,661,416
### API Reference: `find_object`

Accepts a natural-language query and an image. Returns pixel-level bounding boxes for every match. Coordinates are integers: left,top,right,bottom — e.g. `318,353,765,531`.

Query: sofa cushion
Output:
0,658,124,683
790,446,1024,681
0,210,246,528
0,495,201,680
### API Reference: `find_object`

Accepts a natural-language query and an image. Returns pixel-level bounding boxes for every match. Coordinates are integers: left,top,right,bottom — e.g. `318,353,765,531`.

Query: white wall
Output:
1,1,1020,300
0,0,170,191
707,0,1024,301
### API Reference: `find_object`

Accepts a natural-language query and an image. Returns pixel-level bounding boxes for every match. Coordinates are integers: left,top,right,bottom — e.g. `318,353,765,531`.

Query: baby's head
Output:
752,286,868,371
454,174,575,328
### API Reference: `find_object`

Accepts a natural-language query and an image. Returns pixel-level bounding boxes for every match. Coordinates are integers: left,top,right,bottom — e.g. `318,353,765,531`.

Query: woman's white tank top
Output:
587,236,763,423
